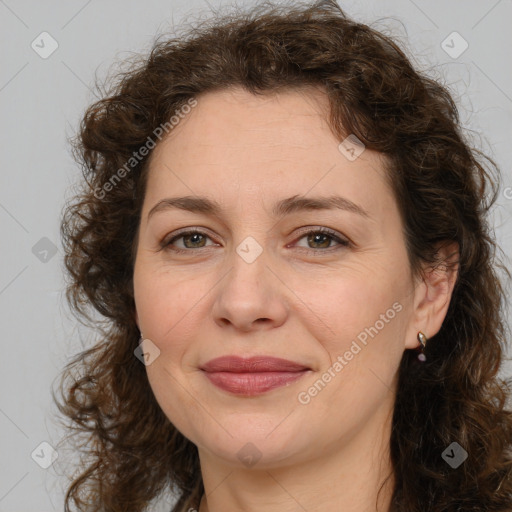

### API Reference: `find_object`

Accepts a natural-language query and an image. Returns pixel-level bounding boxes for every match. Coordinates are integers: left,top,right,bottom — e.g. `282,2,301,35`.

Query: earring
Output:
417,331,428,362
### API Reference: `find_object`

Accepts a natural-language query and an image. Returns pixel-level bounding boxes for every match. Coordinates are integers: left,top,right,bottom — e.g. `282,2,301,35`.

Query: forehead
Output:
152,85,333,152
143,86,394,223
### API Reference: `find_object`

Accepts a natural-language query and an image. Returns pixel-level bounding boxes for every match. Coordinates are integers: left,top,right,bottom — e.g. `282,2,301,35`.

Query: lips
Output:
200,356,311,396
200,355,310,373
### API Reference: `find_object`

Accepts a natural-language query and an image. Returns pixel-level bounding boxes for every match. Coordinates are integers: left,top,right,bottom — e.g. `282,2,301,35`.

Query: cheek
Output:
134,269,208,435
295,266,409,371
294,275,409,425
133,264,203,340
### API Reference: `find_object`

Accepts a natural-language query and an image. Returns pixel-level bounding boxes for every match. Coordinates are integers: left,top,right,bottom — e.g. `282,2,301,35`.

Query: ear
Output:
134,308,140,331
404,241,459,350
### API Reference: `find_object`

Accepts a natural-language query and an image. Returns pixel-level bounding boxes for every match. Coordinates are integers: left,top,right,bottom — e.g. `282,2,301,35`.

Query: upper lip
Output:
200,356,310,373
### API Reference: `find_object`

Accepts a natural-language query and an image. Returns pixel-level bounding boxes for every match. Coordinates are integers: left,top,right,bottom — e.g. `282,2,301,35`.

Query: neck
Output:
197,399,395,512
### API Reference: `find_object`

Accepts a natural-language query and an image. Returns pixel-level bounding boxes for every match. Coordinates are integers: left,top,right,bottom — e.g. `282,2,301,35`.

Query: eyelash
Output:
160,227,350,255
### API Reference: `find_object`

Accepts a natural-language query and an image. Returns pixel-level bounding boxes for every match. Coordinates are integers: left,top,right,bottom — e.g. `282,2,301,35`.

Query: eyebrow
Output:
147,194,370,221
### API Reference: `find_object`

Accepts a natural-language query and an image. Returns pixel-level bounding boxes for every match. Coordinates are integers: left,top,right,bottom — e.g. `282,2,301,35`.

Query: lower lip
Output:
202,370,309,396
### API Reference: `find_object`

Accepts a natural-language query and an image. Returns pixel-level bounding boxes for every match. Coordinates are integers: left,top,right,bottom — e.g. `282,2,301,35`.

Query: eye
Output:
161,227,350,255
161,229,217,253
291,227,350,254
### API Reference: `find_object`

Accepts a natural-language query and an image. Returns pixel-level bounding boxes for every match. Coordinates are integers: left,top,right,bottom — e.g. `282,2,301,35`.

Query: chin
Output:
198,432,309,470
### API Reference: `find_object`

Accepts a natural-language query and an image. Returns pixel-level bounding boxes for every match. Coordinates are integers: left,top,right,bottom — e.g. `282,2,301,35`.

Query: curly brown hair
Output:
54,1,512,510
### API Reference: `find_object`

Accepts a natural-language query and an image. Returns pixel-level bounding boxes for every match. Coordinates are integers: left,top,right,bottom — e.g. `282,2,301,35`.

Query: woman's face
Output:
133,86,422,470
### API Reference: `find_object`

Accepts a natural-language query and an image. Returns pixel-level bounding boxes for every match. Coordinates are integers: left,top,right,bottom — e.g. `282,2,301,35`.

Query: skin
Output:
133,85,458,512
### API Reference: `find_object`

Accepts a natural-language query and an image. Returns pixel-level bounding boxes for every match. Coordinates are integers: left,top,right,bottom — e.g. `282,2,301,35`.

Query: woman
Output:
55,1,512,510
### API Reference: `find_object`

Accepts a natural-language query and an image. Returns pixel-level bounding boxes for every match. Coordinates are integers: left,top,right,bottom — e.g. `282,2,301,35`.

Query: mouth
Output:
200,356,311,396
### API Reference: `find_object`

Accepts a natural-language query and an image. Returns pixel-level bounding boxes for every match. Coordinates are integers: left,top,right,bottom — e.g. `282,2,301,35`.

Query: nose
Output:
211,245,288,333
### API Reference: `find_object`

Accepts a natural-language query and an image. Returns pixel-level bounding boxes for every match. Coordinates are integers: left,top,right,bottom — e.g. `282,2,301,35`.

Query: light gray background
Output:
1,0,511,510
